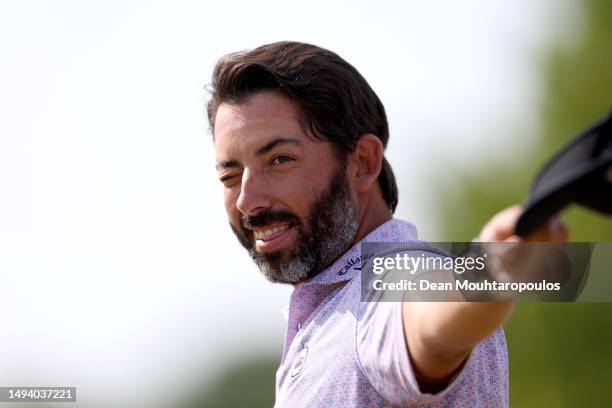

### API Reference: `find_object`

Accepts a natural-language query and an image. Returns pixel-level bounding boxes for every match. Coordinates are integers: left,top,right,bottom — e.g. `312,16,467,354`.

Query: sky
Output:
0,1,577,407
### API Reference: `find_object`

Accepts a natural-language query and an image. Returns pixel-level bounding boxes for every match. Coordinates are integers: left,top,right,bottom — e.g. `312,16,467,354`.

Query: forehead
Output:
214,92,306,156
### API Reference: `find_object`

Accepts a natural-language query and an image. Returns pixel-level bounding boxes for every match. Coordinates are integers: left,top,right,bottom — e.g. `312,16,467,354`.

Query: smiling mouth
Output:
253,223,291,241
249,223,296,252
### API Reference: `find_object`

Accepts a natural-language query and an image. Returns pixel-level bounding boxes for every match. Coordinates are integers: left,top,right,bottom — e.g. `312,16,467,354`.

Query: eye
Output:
270,155,295,166
220,174,240,187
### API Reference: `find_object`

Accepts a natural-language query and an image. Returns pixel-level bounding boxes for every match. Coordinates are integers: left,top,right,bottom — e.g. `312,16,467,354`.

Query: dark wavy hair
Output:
207,41,398,213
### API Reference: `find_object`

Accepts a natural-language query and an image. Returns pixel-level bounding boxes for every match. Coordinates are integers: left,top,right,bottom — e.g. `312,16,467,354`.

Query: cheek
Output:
223,189,240,221
287,188,319,219
278,171,330,214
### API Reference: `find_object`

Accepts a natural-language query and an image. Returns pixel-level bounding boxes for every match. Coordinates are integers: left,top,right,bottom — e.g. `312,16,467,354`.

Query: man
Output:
208,41,568,407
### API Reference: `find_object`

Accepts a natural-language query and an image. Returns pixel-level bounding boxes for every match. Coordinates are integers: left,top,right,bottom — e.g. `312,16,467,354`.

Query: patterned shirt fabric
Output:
274,218,509,407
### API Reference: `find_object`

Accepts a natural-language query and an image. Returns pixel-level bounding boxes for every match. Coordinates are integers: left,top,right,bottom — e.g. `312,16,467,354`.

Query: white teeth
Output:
254,225,289,240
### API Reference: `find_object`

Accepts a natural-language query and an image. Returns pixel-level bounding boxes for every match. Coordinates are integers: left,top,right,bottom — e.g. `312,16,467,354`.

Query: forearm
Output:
402,301,514,382
401,206,567,384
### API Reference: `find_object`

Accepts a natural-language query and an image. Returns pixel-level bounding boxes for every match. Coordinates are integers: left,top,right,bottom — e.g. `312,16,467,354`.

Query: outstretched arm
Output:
402,205,569,387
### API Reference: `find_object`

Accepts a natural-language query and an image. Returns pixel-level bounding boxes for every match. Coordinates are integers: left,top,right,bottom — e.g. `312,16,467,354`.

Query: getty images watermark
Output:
360,242,612,302
371,250,560,293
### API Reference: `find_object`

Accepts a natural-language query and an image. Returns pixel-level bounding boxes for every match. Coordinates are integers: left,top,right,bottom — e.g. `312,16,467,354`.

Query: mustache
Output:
241,209,301,230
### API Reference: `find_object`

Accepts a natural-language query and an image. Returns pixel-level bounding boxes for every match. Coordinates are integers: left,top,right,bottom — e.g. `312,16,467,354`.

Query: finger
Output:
549,216,570,242
478,205,523,242
523,216,569,242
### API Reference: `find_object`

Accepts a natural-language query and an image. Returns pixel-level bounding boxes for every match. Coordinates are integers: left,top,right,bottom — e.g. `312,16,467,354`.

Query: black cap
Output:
515,111,612,236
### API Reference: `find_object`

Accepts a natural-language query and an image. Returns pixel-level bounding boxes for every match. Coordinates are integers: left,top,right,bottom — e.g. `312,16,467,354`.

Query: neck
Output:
350,201,392,247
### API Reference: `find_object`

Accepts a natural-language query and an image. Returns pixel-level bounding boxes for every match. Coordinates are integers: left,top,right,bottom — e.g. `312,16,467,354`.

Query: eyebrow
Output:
215,137,303,171
255,137,303,157
215,159,240,171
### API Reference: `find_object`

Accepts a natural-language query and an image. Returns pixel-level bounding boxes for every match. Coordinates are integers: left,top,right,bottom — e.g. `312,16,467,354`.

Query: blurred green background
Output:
434,0,611,406
181,0,611,406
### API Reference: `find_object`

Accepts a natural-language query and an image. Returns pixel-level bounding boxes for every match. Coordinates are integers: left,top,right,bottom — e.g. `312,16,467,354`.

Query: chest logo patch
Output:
291,346,309,378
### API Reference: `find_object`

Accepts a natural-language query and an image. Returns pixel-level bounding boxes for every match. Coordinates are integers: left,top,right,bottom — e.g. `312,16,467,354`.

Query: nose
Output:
236,167,272,216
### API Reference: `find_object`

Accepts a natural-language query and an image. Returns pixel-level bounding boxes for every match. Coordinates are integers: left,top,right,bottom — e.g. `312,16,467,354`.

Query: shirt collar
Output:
299,218,418,287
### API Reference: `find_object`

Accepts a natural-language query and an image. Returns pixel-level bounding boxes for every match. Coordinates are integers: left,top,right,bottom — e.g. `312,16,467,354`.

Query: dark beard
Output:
229,167,358,284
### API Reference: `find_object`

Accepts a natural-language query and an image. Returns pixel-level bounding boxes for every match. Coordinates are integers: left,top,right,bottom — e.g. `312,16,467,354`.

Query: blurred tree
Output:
177,356,278,408
433,0,611,406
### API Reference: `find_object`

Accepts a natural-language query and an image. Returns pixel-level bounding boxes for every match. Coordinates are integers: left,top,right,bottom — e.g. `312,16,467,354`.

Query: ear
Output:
348,134,384,193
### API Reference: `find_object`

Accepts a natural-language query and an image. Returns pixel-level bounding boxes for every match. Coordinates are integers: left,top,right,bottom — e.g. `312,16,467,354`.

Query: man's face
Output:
214,91,358,284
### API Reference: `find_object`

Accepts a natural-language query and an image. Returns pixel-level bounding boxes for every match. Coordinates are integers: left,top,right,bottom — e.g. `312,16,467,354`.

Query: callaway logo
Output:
337,256,363,275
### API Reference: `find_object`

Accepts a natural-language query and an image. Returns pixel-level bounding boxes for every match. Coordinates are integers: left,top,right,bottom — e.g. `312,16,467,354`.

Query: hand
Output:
474,205,571,287
476,205,569,243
